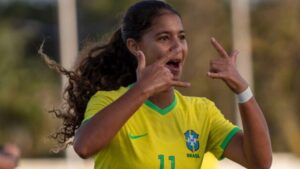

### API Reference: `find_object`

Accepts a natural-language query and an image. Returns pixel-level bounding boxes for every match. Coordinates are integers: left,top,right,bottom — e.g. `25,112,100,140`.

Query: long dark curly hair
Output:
39,0,180,148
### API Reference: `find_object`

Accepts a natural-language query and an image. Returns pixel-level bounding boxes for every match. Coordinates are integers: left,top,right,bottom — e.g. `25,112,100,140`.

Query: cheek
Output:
144,46,167,64
182,43,188,58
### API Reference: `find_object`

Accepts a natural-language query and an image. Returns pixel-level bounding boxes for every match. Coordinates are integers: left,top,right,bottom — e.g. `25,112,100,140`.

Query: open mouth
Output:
166,59,181,69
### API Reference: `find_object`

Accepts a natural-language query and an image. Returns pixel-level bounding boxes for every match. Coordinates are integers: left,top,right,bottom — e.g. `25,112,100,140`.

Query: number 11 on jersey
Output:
158,154,175,169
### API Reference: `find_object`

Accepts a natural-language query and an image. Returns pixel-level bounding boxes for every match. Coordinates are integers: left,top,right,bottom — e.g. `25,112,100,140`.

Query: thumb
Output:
136,51,146,72
207,72,225,79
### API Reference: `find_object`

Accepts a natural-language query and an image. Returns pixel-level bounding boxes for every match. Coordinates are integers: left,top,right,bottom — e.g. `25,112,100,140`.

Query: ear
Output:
126,38,140,56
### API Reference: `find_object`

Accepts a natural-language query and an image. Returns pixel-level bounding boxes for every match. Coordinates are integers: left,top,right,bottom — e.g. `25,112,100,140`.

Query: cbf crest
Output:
184,130,199,152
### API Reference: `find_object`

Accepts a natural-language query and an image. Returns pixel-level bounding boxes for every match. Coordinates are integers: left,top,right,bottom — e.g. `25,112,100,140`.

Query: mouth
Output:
166,59,180,68
165,59,182,73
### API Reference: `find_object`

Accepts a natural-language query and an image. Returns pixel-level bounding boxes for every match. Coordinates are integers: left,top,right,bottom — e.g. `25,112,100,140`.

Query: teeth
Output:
167,59,180,64
171,59,180,62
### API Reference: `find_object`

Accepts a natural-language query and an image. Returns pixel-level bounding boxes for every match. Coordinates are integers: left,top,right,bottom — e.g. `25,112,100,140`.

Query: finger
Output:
210,59,226,66
209,60,226,71
136,51,146,72
210,37,229,59
171,80,191,88
207,72,225,79
209,64,226,73
156,48,180,65
230,50,239,63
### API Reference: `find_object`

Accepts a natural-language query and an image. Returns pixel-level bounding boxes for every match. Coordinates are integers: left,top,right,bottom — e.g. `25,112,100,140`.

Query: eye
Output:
158,35,169,41
179,34,186,40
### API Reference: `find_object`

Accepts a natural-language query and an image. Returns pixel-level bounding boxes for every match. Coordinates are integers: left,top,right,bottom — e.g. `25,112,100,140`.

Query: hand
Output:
0,144,20,167
135,50,190,97
208,37,248,94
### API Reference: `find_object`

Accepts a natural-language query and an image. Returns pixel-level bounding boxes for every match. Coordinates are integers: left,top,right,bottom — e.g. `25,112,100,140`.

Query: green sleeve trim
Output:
218,127,240,160
220,127,241,150
128,83,135,88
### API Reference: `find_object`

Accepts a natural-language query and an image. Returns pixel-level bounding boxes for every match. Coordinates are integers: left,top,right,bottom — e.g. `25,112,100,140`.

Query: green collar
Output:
144,96,177,115
128,83,177,115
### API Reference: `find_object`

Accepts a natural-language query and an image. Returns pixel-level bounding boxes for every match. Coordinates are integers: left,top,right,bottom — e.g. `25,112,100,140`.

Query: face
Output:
137,12,188,80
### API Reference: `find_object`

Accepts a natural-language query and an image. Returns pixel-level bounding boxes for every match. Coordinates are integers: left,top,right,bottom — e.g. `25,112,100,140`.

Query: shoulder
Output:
91,86,129,101
83,86,129,122
86,86,129,108
174,90,219,119
175,90,215,109
174,91,219,123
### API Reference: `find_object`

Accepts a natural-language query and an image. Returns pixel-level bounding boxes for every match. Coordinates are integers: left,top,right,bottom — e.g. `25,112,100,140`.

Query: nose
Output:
169,38,183,53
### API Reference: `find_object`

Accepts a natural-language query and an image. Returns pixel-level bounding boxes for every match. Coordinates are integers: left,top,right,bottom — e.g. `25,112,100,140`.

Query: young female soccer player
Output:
41,0,272,168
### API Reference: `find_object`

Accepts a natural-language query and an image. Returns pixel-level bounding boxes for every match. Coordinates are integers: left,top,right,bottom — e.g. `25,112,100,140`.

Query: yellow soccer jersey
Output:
83,86,240,169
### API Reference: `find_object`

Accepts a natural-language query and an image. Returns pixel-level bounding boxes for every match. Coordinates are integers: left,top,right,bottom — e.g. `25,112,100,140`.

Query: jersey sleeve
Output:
204,99,241,160
82,91,115,123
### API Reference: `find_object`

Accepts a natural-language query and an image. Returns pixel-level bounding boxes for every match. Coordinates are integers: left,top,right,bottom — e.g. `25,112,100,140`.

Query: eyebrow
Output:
155,30,186,36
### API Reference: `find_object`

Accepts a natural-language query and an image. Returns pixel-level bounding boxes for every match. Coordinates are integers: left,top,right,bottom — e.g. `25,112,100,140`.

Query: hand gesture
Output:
135,50,190,97
208,37,248,94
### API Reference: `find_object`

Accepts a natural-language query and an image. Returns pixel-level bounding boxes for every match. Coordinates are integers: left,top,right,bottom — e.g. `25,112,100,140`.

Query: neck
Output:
148,88,174,109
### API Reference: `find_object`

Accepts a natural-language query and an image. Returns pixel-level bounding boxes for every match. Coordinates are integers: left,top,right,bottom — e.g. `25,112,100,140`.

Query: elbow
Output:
73,126,108,159
73,142,91,159
252,155,273,169
73,137,106,159
262,156,273,169
261,151,273,169
255,162,272,169
73,129,94,159
73,136,100,159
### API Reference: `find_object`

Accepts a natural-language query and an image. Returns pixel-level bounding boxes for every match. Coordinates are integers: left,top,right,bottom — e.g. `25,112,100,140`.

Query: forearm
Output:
73,84,149,158
239,97,272,169
208,38,272,168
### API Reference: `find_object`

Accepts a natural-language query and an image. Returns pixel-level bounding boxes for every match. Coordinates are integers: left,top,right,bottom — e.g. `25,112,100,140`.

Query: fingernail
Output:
136,51,141,56
207,72,213,77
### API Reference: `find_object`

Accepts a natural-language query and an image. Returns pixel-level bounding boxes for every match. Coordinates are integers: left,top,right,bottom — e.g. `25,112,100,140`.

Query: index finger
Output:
210,37,229,58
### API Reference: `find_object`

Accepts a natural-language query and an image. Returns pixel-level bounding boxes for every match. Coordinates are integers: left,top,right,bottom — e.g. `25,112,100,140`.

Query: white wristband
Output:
236,86,253,103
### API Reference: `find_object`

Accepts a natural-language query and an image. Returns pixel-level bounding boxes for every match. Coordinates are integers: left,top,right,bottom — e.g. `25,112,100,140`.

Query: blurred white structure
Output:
18,158,93,169
231,0,253,127
17,153,300,169
57,0,84,169
218,153,300,169
58,0,78,88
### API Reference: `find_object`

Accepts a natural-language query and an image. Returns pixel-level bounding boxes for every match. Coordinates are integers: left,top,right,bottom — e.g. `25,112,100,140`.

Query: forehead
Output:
145,13,184,35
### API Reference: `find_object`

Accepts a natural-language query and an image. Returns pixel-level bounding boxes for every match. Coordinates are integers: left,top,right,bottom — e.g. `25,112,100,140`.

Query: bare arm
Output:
224,98,272,169
73,51,190,158
73,83,148,158
208,38,272,169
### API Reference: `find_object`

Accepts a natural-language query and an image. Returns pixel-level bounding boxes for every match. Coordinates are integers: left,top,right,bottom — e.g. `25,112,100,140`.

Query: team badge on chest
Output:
184,130,199,152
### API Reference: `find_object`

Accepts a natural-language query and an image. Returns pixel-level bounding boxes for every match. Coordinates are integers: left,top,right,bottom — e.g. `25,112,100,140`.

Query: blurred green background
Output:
0,0,300,158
